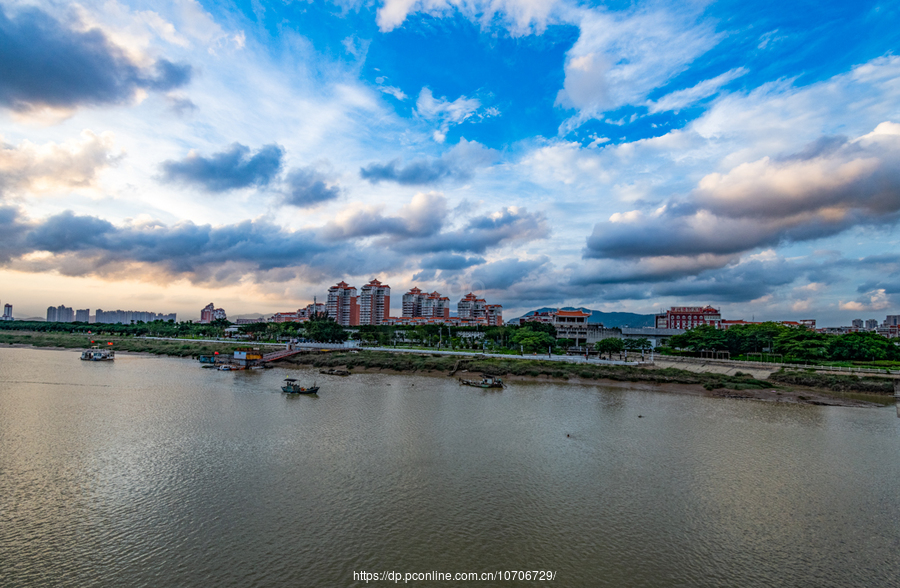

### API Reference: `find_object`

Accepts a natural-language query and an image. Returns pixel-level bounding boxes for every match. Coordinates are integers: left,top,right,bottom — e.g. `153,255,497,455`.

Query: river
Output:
1,347,898,587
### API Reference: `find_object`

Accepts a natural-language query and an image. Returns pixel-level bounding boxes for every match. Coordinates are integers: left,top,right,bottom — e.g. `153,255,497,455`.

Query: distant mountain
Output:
518,307,657,328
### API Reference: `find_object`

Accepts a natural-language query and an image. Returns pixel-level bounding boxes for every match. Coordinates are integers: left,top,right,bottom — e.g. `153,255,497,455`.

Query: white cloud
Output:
647,67,748,113
375,0,563,35
415,88,495,142
0,130,122,193
556,6,720,128
839,289,890,311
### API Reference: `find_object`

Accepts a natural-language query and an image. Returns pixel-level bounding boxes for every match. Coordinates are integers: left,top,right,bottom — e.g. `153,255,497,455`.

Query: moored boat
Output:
458,374,504,389
80,346,115,361
319,368,350,376
282,378,319,394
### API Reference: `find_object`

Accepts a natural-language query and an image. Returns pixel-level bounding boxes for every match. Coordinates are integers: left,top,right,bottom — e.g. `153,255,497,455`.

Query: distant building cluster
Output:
258,282,503,328
95,309,176,324
267,279,393,327
46,305,75,323
200,303,227,323
45,304,175,323
822,314,900,338
385,289,501,327
270,302,326,323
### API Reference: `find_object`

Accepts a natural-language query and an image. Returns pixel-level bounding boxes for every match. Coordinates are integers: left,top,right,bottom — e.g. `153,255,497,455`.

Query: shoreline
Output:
1,335,894,408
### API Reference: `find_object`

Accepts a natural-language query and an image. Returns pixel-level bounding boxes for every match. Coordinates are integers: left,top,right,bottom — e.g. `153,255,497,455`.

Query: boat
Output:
80,346,115,361
282,378,319,394
217,364,245,371
458,374,504,389
319,368,350,376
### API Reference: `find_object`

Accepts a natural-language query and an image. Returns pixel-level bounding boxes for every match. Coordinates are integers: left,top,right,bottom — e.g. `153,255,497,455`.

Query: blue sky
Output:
1,0,899,324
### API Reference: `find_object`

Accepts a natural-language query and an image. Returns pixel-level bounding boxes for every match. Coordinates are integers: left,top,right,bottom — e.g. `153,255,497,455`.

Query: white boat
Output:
80,346,115,361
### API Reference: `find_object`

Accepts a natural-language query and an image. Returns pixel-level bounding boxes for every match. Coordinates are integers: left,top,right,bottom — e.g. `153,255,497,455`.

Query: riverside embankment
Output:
2,331,895,406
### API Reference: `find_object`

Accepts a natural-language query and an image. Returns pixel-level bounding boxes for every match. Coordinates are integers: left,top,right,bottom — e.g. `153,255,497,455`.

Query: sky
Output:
1,0,899,324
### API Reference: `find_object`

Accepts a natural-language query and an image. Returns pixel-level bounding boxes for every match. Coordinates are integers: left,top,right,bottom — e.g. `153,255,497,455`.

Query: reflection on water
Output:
1,347,899,587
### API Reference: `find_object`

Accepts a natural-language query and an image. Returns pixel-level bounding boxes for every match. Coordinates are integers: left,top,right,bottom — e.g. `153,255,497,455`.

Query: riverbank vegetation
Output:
664,323,900,366
0,330,240,357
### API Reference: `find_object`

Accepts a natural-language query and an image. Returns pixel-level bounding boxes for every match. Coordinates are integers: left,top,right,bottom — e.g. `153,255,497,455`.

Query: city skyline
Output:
1,0,900,324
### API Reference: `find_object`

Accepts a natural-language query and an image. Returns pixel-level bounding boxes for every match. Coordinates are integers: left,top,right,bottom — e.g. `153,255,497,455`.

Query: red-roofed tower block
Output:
359,279,391,325
328,281,359,326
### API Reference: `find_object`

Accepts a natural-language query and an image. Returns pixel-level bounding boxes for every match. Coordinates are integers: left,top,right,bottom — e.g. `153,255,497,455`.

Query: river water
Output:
1,347,898,587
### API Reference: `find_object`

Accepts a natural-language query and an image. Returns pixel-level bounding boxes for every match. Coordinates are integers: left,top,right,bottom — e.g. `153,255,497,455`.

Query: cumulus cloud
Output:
360,139,498,185
399,205,549,254
322,192,547,256
585,123,900,263
0,131,122,193
159,143,285,192
282,167,341,207
468,257,548,290
839,289,891,312
0,207,392,284
0,6,192,113
323,191,448,241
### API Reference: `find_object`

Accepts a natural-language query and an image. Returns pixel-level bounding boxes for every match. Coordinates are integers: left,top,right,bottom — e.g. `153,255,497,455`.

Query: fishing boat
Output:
80,346,115,361
458,374,504,389
282,378,319,394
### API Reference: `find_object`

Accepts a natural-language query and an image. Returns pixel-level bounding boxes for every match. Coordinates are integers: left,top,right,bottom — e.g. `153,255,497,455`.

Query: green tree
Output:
304,314,348,343
510,327,556,354
773,327,829,361
595,337,625,359
827,331,899,362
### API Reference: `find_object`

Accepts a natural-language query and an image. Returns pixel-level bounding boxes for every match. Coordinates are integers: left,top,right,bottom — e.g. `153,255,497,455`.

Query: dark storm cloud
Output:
0,6,192,111
283,167,341,207
160,143,285,192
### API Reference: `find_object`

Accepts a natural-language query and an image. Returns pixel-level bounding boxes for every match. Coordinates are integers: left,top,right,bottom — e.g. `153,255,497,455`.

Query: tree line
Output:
665,323,900,362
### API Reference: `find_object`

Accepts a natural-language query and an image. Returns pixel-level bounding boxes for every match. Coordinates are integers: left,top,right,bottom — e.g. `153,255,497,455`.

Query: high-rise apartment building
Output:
852,319,863,329
885,315,900,327
865,319,879,330
327,281,359,326
75,309,90,323
402,287,424,317
402,287,450,320
2,303,12,321
200,303,226,323
46,305,74,323
457,293,486,320
485,304,503,327
359,279,391,325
